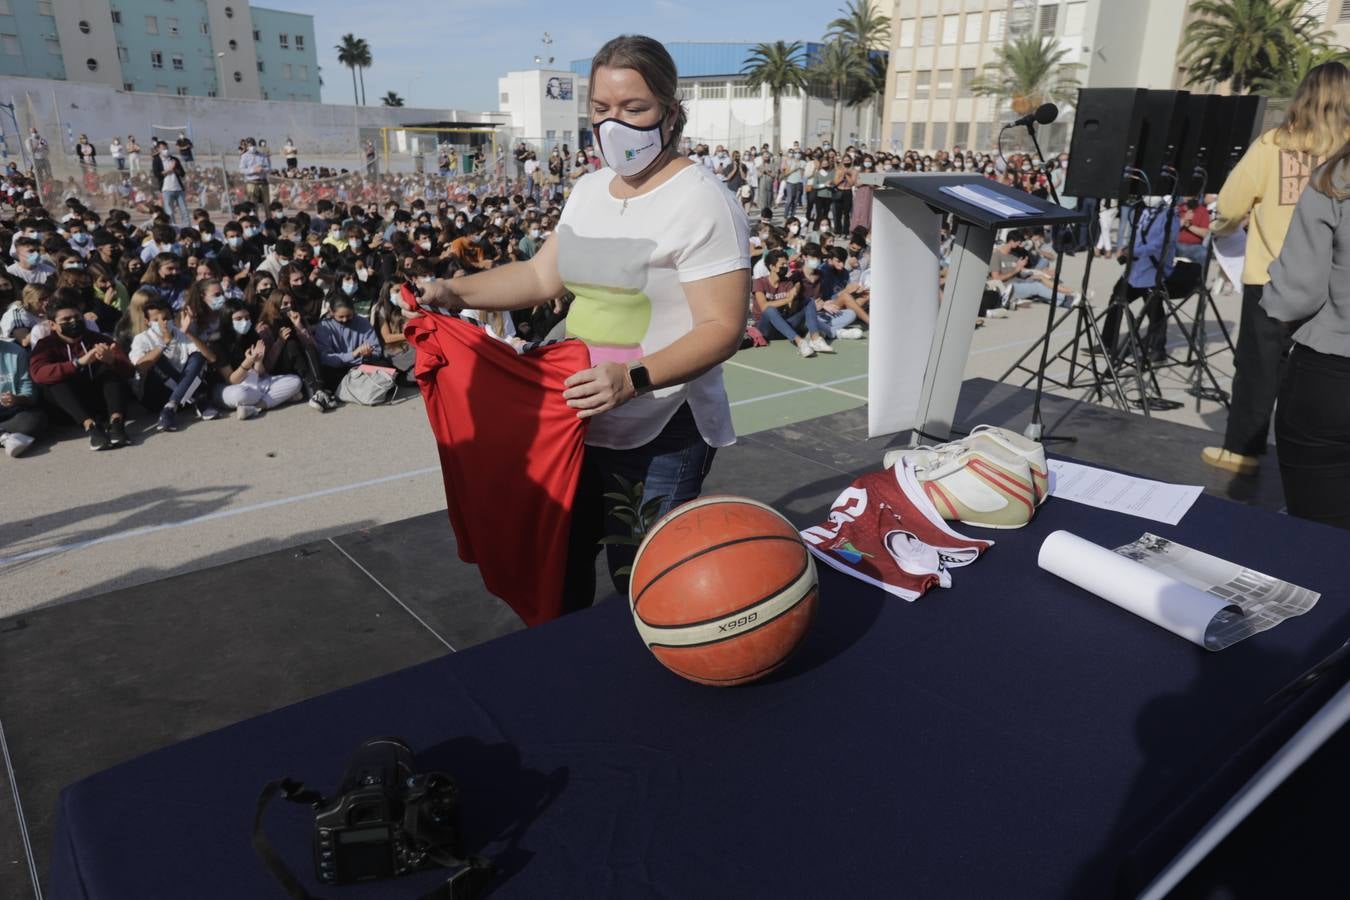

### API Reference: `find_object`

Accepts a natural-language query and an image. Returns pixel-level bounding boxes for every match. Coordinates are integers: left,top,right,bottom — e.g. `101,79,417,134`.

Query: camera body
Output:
312,737,461,885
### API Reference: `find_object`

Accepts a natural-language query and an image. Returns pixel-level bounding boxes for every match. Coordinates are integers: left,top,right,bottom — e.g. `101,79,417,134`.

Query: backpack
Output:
336,364,398,406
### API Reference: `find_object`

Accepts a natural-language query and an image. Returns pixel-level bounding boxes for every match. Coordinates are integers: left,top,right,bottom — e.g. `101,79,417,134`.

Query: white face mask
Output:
593,113,668,178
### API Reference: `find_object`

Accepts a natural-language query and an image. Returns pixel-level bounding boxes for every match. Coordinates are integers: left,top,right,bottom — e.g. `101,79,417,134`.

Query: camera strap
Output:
252,778,495,900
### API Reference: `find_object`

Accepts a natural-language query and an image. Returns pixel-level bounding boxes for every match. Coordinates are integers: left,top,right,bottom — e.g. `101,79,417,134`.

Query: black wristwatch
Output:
627,362,653,396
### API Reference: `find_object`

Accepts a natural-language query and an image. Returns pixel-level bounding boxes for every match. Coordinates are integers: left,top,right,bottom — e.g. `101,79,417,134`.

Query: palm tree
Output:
355,38,372,106
826,0,890,147
1179,0,1322,94
970,34,1082,116
335,34,362,105
1251,41,1350,97
741,41,809,152
808,40,868,149
381,92,404,107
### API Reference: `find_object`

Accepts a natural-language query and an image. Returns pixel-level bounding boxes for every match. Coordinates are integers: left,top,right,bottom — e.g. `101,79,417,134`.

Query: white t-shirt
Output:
556,163,750,450
130,325,195,368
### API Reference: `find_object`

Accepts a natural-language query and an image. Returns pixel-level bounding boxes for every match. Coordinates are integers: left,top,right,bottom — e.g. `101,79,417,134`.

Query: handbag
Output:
336,363,398,406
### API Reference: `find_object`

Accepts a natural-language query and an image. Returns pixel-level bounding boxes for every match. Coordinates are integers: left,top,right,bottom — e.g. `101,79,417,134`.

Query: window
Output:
919,16,937,46
118,45,129,62
731,81,757,98
964,12,982,43
1065,2,1087,37
37,0,52,15
563,130,573,145
0,34,18,57
45,38,59,55
282,63,292,79
975,121,992,151
295,34,304,50
150,50,163,68
916,70,931,98
1340,0,1350,21
124,82,134,91
988,10,1005,40
959,67,975,98
942,14,959,44
78,20,91,34
233,70,242,82
177,86,189,96
166,17,179,37
898,18,915,48
257,60,264,72
228,39,237,51
111,10,121,24
224,6,234,18
171,54,183,70
699,82,727,99
932,122,948,150
911,122,926,148
86,57,98,71
253,28,260,41
894,72,911,99
146,15,157,34
954,122,970,147
279,33,288,48
676,80,695,101
935,69,953,98
1039,4,1058,35
545,129,556,141
499,91,508,103
207,89,216,97
298,65,307,81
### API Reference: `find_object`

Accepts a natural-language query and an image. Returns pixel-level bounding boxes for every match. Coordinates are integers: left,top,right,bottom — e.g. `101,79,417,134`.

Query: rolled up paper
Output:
1038,530,1238,649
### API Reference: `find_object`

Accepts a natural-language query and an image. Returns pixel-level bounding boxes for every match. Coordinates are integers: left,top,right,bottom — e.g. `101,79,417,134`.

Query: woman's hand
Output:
414,278,464,311
562,362,634,419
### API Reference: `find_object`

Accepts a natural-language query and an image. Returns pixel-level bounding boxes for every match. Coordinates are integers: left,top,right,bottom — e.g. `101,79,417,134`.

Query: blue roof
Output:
570,42,826,79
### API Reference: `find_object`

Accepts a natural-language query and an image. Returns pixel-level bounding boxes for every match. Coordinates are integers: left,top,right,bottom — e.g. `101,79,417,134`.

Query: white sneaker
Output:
986,308,1009,319
884,424,1049,508
797,340,816,358
809,334,835,354
834,326,865,339
308,395,328,412
2,433,34,458
889,445,1037,529
236,404,261,420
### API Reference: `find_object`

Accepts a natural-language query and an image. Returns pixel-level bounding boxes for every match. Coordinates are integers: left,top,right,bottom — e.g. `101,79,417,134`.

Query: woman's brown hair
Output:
1274,61,1350,158
590,35,687,147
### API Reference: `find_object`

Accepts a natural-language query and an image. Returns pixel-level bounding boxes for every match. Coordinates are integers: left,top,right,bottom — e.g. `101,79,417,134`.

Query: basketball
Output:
629,496,818,686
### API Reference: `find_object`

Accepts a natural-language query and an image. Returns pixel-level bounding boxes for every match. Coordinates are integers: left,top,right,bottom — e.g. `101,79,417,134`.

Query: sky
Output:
274,0,847,111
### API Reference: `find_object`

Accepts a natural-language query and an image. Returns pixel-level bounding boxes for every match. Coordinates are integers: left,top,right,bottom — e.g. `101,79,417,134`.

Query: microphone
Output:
1006,103,1059,129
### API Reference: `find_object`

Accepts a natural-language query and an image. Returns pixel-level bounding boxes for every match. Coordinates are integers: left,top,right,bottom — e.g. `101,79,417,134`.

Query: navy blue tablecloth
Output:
48,489,1350,899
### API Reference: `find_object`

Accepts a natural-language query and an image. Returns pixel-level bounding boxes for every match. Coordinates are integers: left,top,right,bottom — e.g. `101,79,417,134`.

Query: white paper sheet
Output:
1047,460,1202,525
1212,228,1247,290
1038,531,1238,648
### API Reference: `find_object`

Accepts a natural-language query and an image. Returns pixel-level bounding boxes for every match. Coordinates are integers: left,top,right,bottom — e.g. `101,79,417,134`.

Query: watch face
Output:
629,364,652,393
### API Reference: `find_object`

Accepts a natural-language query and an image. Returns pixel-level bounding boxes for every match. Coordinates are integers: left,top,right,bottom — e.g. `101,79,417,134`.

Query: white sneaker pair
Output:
1,432,35,458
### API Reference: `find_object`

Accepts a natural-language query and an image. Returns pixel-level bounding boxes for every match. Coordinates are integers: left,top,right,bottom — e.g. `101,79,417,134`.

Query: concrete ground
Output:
0,250,1243,616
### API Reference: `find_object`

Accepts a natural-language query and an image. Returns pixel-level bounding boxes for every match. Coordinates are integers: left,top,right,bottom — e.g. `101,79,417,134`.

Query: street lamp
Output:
216,51,227,99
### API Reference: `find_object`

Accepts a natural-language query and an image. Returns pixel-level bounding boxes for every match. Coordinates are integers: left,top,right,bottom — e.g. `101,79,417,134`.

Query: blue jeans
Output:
149,352,207,409
784,181,803,220
1010,280,1073,307
816,306,857,338
562,403,717,612
162,190,190,226
1175,242,1207,266
755,303,822,342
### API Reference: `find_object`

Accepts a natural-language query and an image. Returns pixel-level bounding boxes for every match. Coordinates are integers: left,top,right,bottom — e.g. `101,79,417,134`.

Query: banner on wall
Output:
545,77,573,101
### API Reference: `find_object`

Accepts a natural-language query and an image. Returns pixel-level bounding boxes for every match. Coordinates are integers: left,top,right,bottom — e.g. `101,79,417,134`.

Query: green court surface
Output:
723,338,870,435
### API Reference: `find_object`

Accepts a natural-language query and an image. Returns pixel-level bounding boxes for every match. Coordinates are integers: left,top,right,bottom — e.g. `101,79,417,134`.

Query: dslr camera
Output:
312,737,463,884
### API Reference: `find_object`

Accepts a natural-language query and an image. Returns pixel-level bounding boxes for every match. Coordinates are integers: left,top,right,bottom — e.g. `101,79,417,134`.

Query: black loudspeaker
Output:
1172,94,1215,196
1064,88,1145,199
1219,95,1268,184
1124,90,1189,192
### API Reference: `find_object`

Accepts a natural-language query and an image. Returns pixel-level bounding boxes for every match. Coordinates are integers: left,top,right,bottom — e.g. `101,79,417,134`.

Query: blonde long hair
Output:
123,287,156,336
1311,139,1350,201
1273,62,1350,158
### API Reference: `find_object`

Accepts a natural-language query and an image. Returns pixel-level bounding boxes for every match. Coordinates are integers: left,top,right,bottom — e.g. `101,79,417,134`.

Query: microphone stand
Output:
1021,114,1069,443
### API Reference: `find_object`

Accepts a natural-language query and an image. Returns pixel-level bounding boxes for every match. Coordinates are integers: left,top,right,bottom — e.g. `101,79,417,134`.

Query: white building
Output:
883,0,1191,155
496,68,587,153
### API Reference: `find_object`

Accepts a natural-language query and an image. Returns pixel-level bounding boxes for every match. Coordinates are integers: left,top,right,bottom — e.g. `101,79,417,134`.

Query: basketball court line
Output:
327,539,457,654
0,467,441,568
723,360,869,402
730,374,868,407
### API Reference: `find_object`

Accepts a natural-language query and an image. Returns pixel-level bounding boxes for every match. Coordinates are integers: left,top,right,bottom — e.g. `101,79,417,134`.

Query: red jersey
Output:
405,305,590,626
800,461,992,601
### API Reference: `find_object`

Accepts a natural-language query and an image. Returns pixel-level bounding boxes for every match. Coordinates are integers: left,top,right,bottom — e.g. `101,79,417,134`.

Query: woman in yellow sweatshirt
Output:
1202,63,1350,476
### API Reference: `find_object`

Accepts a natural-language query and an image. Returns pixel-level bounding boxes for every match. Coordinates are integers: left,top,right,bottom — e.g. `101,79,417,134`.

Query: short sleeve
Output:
674,179,751,284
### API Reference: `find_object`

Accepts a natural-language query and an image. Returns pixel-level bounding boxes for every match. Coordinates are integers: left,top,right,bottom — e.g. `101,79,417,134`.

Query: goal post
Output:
375,125,500,177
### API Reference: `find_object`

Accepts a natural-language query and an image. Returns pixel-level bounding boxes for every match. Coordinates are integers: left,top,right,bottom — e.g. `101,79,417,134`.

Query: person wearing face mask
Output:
7,236,55,285
852,156,876,231
130,298,220,430
411,35,750,615
449,222,493,272
142,254,189,310
517,221,544,260
30,291,136,450
256,290,333,410
213,300,302,420
324,266,372,317
831,154,855,235
239,138,272,209
753,248,832,357
314,294,386,391
0,334,45,456
182,277,228,350
809,155,836,227
217,221,259,287
151,141,190,227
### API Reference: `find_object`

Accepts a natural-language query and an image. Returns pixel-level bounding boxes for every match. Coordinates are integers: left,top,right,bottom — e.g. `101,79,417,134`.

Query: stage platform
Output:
0,377,1321,899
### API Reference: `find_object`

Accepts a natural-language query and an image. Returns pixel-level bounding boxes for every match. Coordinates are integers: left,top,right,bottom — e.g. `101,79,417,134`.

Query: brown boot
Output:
1201,446,1259,476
